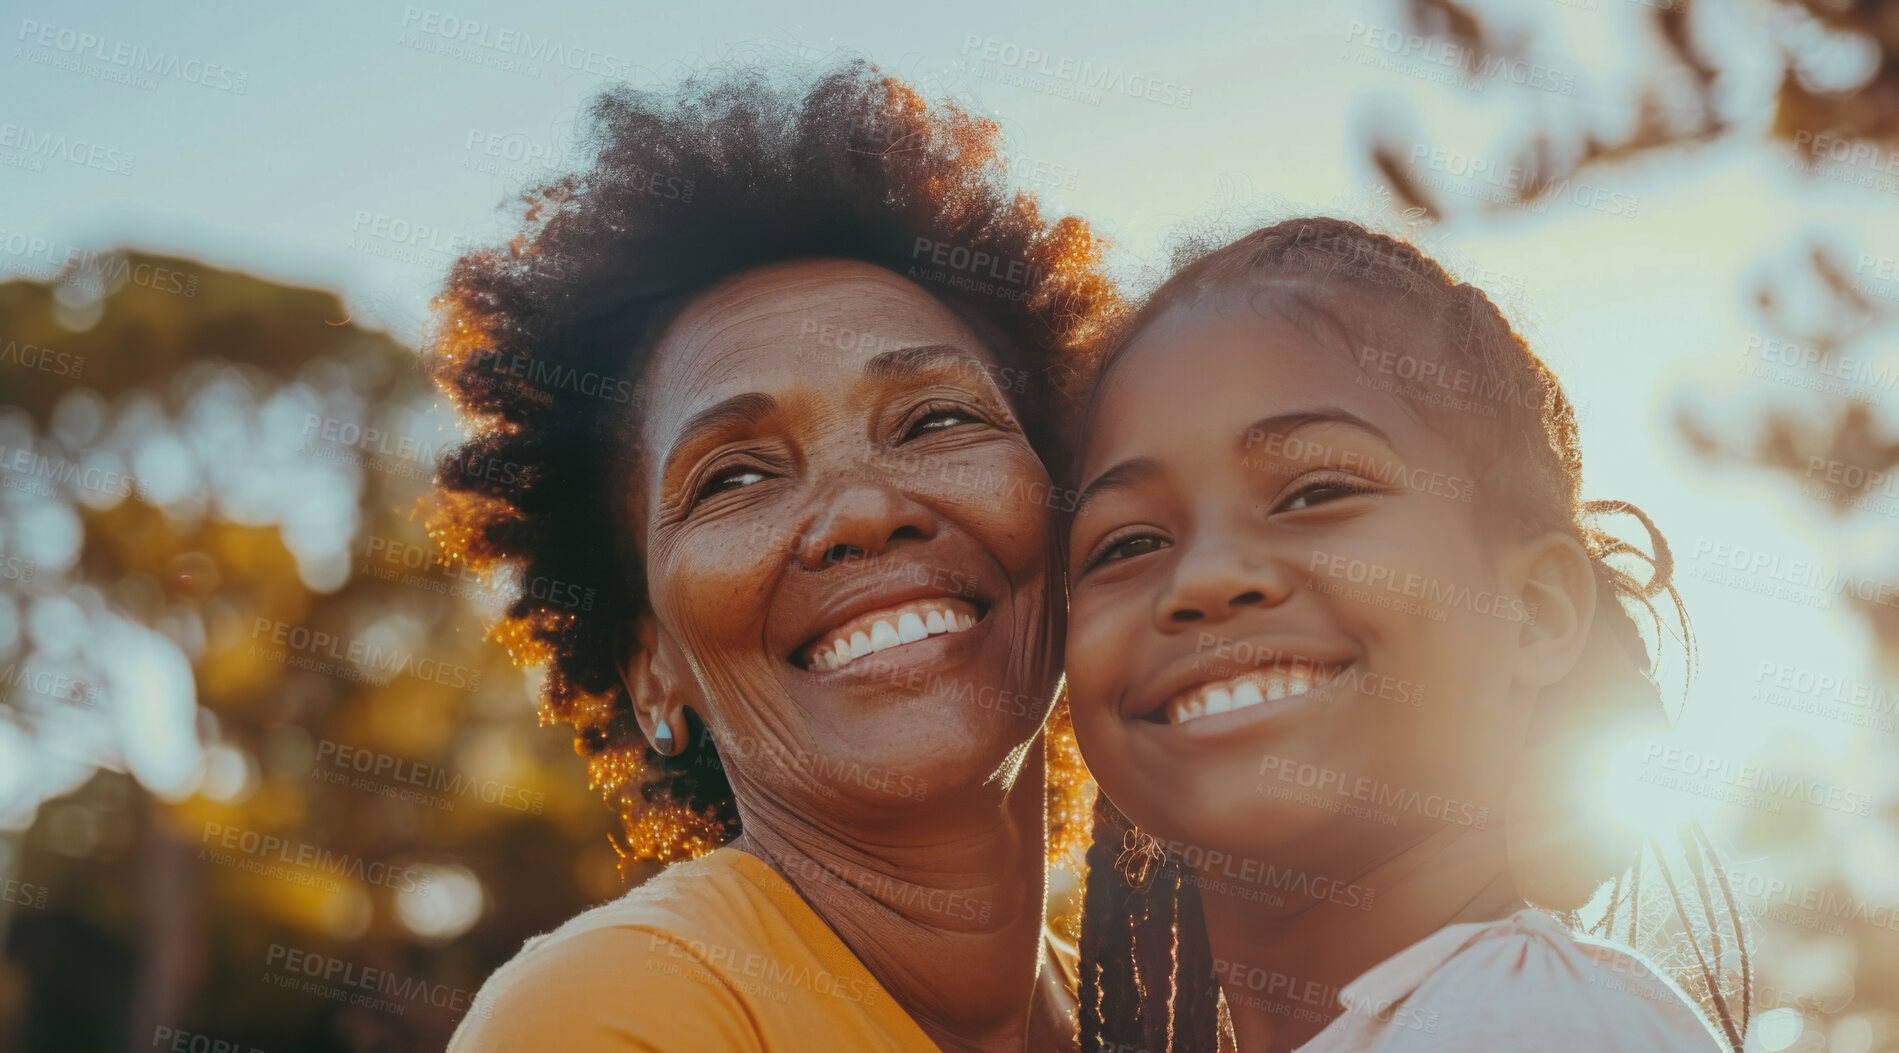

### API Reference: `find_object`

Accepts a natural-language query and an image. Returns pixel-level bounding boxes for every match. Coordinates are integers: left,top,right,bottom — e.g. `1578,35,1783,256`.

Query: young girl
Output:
1061,218,1750,1052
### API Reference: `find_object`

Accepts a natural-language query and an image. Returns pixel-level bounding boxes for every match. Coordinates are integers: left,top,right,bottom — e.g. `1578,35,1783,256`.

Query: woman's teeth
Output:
1164,664,1341,725
805,598,980,671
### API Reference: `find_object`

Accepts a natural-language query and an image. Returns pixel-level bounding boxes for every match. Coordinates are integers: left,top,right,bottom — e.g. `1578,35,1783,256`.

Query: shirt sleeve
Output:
1333,923,1732,1053
446,924,768,1053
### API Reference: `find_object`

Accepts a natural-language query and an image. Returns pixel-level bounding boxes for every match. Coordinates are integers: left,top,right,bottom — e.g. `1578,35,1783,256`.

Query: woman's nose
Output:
1155,537,1291,630
795,482,938,568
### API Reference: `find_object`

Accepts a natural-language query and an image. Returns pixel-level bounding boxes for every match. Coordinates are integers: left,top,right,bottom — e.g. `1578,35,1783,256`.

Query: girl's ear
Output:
1513,532,1598,691
616,613,700,756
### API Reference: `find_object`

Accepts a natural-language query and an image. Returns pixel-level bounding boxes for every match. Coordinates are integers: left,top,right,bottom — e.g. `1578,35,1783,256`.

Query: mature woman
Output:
432,64,1113,1051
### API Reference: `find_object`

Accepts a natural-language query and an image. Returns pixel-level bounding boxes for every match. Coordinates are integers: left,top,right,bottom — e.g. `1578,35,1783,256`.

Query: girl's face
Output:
1065,292,1537,885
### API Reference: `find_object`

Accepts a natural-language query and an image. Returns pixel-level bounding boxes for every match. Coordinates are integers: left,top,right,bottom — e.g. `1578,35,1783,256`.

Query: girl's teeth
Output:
1205,687,1233,715
924,610,947,634
849,632,873,660
1166,665,1341,725
897,613,929,643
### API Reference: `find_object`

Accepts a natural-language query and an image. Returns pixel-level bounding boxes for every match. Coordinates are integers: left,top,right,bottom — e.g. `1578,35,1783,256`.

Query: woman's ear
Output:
1513,532,1598,691
616,613,696,756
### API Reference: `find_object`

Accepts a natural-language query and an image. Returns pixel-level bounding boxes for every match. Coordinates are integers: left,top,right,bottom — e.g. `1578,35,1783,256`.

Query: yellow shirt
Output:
447,847,1059,1052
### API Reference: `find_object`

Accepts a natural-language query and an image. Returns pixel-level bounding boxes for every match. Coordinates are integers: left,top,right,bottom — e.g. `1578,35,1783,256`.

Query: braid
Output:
1170,871,1222,1052
1080,795,1147,1053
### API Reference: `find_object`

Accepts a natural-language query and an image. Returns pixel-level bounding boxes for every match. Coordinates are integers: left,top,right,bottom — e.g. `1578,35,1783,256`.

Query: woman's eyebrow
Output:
864,343,992,385
662,392,780,474
1240,409,1394,453
1073,457,1162,521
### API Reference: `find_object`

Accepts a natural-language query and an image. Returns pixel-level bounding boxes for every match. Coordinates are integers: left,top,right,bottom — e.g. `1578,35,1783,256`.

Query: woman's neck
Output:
1203,824,1523,1053
731,741,1068,1053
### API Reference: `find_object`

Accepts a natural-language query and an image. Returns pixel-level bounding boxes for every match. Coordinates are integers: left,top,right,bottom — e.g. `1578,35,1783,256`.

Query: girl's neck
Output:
1202,824,1523,1053
731,740,1069,1053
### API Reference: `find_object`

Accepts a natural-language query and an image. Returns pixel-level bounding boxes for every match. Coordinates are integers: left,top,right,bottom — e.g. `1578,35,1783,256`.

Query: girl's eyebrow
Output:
1240,409,1395,453
1073,457,1162,521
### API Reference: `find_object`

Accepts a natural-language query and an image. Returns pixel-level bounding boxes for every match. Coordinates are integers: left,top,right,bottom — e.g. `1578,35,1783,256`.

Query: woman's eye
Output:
904,407,978,440
696,466,770,501
1085,533,1171,572
1278,479,1375,512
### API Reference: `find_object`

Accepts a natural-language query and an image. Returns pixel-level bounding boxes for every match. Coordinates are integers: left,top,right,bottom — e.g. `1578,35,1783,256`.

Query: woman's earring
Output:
1116,826,1166,891
654,717,675,756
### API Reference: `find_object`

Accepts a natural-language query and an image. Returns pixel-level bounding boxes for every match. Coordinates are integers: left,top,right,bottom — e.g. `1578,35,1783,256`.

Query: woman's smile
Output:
791,576,990,673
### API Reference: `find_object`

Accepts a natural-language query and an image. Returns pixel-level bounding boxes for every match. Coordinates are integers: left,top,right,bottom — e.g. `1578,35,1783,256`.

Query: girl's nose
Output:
1155,537,1290,630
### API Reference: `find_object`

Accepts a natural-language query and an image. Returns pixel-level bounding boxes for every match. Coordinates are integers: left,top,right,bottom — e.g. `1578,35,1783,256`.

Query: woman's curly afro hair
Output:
425,61,1118,871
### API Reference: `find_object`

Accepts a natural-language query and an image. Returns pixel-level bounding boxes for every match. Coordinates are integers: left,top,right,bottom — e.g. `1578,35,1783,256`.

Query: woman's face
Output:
630,258,1061,822
1064,292,1535,887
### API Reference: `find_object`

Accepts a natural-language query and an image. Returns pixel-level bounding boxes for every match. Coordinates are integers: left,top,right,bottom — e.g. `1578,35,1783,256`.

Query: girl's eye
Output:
1277,477,1377,513
695,466,770,501
1082,532,1171,573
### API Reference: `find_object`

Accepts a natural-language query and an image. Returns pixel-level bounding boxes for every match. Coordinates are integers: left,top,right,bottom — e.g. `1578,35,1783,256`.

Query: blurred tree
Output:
0,254,618,1052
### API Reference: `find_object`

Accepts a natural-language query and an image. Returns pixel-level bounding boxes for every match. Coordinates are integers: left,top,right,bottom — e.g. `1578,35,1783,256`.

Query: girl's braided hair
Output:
425,62,1116,873
1072,217,1750,1053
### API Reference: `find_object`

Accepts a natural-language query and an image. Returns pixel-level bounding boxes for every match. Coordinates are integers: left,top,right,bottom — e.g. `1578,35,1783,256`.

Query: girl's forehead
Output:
1081,293,1461,473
